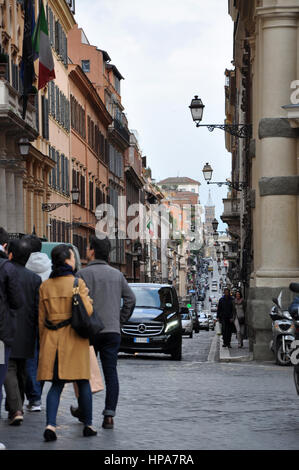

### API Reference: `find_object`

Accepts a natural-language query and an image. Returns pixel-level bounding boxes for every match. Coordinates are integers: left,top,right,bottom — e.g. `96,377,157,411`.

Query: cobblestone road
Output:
1,329,299,451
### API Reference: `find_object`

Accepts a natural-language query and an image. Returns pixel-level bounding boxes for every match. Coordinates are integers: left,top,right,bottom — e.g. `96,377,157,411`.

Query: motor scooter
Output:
288,283,299,394
269,291,295,366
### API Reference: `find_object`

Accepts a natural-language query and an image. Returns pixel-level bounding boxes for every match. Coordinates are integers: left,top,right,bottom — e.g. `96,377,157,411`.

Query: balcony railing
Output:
113,118,130,145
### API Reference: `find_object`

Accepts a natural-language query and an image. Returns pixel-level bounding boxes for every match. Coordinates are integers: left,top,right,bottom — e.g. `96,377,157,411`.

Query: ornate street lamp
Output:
189,95,252,139
202,162,248,191
42,186,80,212
18,138,30,156
212,218,219,232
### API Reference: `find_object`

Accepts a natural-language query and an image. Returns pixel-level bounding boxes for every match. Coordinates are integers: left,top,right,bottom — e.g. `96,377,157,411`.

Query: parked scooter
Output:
269,291,295,366
288,283,299,394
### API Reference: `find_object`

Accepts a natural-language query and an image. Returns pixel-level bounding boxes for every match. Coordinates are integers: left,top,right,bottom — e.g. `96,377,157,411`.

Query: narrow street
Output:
1,328,299,451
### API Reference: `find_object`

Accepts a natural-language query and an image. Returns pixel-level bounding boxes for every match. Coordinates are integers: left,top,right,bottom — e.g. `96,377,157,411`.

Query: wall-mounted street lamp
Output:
42,187,80,212
18,138,30,156
189,95,252,139
202,163,248,192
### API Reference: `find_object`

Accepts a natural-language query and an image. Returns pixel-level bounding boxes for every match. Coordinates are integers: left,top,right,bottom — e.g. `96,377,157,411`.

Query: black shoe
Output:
44,429,57,442
102,416,114,429
83,426,97,437
70,405,84,423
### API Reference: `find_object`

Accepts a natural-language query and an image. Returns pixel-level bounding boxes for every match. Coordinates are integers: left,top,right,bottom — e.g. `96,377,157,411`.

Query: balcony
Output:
221,197,240,234
0,79,38,141
108,118,130,150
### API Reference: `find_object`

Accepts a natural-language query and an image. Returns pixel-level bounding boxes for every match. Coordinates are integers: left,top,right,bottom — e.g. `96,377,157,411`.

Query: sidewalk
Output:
219,334,253,363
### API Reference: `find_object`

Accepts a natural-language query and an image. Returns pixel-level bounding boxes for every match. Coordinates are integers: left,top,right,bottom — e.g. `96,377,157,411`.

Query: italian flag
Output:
147,220,154,237
32,0,55,90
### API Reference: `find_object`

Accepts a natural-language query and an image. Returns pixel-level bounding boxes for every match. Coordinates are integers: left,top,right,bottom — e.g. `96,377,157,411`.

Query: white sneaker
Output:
27,404,41,412
0,443,6,450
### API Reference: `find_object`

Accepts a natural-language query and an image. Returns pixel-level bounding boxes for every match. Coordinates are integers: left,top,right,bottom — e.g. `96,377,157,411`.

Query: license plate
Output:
134,337,149,343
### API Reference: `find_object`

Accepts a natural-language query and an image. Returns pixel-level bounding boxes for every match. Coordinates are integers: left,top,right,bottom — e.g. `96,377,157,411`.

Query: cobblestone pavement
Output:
1,329,299,451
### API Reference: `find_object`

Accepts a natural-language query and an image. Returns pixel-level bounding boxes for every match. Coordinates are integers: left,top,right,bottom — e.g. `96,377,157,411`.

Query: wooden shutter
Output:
65,158,69,195
49,8,54,46
35,93,39,133
56,152,60,190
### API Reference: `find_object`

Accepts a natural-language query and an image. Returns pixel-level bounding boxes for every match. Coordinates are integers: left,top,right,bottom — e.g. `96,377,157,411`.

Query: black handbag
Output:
71,277,104,342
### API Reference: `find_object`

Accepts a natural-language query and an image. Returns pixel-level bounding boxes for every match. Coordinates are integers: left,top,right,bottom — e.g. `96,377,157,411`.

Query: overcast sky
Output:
74,0,234,229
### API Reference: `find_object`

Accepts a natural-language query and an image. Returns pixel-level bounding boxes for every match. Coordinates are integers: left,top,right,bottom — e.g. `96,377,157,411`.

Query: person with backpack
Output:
0,228,22,447
24,234,51,412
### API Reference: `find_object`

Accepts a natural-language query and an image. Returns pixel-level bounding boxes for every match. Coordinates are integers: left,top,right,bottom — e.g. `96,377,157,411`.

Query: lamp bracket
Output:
196,123,252,139
42,203,72,212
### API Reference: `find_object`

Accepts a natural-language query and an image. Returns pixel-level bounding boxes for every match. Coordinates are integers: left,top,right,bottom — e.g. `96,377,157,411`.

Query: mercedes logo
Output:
138,324,147,333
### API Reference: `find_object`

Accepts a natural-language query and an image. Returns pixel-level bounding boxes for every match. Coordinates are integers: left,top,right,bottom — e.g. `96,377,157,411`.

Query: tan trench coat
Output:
37,276,93,381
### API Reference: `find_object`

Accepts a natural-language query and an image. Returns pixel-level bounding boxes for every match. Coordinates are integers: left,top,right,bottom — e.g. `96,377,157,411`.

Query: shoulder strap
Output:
73,277,79,288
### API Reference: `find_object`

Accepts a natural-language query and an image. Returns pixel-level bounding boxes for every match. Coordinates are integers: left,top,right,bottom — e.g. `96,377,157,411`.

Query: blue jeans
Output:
0,345,11,417
95,333,121,417
47,379,92,427
25,340,44,406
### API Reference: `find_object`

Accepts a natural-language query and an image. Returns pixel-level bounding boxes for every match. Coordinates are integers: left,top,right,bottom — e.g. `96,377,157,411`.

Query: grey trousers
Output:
4,358,27,415
234,318,245,346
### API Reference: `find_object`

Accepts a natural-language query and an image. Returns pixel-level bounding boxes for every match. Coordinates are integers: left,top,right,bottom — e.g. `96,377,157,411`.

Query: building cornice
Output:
49,0,76,33
69,65,113,127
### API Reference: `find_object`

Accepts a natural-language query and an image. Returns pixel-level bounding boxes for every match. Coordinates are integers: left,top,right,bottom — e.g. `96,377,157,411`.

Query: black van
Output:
119,283,183,360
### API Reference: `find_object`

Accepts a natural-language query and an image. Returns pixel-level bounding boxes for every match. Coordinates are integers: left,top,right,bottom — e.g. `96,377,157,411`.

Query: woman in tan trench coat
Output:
37,244,97,441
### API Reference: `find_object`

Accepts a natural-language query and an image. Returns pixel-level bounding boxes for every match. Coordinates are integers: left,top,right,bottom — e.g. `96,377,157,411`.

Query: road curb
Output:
208,333,219,362
219,337,254,363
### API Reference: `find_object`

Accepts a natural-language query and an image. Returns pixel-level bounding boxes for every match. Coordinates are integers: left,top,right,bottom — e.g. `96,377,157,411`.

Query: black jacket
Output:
0,259,22,347
217,295,235,322
9,262,41,359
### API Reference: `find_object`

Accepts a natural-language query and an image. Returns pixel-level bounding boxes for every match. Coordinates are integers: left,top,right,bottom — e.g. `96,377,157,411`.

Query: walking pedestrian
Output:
233,291,246,348
217,288,235,348
23,234,51,412
71,236,135,429
37,244,97,441
0,229,22,449
4,238,41,425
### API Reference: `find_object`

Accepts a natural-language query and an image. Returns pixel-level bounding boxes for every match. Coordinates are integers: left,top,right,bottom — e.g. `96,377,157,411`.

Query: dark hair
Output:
8,238,32,266
51,244,73,270
22,234,42,253
236,290,243,298
90,236,111,262
0,227,9,247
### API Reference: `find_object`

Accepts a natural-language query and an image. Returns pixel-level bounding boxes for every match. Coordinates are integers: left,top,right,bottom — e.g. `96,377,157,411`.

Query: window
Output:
81,60,90,73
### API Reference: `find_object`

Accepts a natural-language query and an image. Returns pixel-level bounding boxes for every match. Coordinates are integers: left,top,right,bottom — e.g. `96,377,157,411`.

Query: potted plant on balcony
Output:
0,53,9,79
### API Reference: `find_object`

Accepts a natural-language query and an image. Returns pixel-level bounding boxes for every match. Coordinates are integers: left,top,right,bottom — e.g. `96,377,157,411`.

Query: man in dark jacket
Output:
72,236,136,429
0,229,22,425
217,288,235,348
4,238,41,425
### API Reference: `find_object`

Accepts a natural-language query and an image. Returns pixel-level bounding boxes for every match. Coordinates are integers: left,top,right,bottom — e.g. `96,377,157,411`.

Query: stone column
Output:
15,173,25,234
248,6,299,359
6,171,16,234
0,167,7,229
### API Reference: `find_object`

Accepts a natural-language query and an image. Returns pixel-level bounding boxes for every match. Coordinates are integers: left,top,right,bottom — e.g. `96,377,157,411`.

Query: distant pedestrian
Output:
233,291,246,348
217,288,235,348
23,234,51,412
4,238,41,426
37,244,97,441
0,228,22,437
71,236,135,430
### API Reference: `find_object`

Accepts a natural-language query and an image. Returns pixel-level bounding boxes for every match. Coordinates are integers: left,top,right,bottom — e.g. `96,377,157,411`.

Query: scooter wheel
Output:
276,340,292,366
